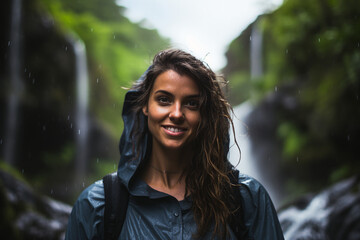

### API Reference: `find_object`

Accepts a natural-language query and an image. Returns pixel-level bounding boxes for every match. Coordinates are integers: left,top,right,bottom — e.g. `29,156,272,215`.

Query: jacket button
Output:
174,212,179,217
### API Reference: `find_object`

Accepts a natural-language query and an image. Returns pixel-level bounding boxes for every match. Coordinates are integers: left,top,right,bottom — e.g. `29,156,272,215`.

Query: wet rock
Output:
279,175,360,240
0,169,71,240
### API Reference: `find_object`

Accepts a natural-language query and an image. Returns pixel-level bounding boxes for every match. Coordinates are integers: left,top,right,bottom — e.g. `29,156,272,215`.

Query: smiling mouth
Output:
163,126,186,133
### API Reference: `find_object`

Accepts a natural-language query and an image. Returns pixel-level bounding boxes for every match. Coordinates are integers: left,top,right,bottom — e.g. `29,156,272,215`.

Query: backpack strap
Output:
228,170,250,240
103,172,129,240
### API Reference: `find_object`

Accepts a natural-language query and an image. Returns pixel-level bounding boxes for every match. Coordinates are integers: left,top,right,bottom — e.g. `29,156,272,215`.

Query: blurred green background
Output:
0,0,359,210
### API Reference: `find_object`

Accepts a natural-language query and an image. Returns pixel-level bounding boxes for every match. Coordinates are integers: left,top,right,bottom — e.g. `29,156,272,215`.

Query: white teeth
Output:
166,127,182,133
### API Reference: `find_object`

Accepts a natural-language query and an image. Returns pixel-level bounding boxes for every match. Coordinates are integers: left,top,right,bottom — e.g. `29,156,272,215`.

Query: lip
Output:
162,125,187,136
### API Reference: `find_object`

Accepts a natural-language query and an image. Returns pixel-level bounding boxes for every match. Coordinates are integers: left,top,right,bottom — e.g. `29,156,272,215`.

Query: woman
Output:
65,49,284,239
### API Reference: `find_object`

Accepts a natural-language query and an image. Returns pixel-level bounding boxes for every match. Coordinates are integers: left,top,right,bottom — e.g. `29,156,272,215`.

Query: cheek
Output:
188,112,201,128
147,104,168,123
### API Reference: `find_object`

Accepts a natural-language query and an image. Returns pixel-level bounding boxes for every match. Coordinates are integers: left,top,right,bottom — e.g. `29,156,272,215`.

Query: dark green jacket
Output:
65,71,284,240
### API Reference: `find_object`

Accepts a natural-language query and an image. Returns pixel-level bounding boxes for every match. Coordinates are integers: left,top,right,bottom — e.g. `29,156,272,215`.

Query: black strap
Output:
103,172,129,240
228,170,250,240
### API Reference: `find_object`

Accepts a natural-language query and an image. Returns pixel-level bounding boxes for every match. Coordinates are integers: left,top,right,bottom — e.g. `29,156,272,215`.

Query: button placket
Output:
171,203,183,240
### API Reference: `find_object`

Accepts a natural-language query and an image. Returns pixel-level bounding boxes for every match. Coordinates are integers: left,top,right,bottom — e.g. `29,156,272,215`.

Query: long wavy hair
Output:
131,49,238,238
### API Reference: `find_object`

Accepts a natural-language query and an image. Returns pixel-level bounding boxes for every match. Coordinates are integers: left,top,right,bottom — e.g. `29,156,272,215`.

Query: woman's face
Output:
143,69,201,151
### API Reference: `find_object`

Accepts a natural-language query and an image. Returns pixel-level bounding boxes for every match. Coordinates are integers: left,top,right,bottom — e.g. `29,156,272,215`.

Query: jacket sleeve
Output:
65,180,105,240
239,174,284,240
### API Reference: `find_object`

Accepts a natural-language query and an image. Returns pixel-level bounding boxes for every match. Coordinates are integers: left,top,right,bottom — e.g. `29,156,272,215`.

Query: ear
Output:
142,105,148,116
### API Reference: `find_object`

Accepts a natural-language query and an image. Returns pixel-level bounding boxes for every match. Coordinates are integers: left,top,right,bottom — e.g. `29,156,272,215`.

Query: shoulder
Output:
237,173,271,220
237,173,285,240
238,173,269,206
77,179,106,208
65,180,105,239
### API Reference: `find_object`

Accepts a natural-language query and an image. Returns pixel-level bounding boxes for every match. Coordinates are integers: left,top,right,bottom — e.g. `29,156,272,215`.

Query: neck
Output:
143,142,192,190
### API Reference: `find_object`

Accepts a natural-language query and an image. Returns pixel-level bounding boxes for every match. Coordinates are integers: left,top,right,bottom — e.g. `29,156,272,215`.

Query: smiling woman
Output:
65,49,284,240
144,70,201,150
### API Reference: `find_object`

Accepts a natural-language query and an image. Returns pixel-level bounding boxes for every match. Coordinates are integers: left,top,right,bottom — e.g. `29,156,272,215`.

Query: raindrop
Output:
21,169,24,174
318,38,321,43
249,36,252,41
347,135,350,141
113,35,116,39
42,125,46,131
96,78,99,84
275,86,278,92
82,182,85,188
90,28,93,32
113,103,116,108
65,45,68,51
296,156,299,163
32,78,35,84
67,115,70,120
70,123,73,129
114,164,116,170
51,189,54,195
78,129,81,135
8,41,11,46
24,68,27,72
286,49,288,54
97,158,99,163
28,72,31,78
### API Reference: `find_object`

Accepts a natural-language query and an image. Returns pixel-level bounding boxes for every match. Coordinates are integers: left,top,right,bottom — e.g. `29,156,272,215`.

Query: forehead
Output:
151,70,199,95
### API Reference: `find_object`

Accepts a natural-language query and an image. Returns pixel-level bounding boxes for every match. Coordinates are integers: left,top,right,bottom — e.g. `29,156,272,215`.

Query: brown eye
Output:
185,100,199,109
157,96,171,104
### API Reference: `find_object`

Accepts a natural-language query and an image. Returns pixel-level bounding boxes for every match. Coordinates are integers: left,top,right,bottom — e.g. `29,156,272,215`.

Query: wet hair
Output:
131,49,238,238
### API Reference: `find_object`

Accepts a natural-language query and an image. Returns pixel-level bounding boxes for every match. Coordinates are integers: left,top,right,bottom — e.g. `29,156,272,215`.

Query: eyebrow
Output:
154,90,200,99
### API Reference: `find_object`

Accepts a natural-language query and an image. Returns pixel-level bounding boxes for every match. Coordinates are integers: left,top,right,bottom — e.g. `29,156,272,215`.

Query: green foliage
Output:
59,0,127,22
39,0,169,136
226,71,252,103
21,0,170,200
277,123,307,159
0,162,27,183
225,0,360,195
42,143,74,168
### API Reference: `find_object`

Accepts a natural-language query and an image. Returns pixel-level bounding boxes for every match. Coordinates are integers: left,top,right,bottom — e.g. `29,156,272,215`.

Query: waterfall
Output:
229,102,259,178
229,101,280,203
229,23,283,207
72,38,89,182
250,23,263,79
3,0,23,165
229,23,264,177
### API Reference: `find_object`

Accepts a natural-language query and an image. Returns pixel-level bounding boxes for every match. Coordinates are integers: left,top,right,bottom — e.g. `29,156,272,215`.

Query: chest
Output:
119,196,195,240
118,196,237,240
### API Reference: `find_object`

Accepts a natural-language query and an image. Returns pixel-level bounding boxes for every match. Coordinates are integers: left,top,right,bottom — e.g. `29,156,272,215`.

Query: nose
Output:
169,102,184,122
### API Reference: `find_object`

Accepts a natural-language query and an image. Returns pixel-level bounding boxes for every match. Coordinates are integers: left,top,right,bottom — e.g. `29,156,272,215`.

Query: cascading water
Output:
229,101,281,208
278,176,360,239
229,23,282,208
229,102,259,180
3,0,23,165
71,38,89,183
250,23,263,78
